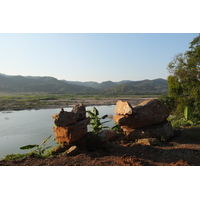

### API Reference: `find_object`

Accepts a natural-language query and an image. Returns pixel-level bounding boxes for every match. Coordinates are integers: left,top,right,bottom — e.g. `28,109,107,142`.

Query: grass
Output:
1,152,33,161
1,147,56,161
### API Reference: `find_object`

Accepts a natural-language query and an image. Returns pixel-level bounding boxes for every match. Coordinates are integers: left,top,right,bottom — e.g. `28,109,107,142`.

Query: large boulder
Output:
121,121,174,141
114,99,170,129
53,117,90,144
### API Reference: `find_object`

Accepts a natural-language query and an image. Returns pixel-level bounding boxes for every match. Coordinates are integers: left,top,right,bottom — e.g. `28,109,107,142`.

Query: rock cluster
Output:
114,99,174,141
52,103,90,144
52,104,116,154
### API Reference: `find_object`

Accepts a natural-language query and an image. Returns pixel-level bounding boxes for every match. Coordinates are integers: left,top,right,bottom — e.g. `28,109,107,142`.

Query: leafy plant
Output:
111,123,123,134
184,106,191,120
170,117,197,128
87,107,110,134
20,135,52,157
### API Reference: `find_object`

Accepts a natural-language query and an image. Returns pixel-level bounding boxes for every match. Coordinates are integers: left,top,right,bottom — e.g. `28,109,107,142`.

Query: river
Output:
0,105,116,159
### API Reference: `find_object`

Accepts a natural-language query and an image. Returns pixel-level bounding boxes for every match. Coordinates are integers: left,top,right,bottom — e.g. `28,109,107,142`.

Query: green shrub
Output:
87,107,110,134
20,135,52,157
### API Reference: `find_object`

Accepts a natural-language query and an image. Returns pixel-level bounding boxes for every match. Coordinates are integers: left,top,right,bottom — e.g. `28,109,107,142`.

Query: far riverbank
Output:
0,97,152,111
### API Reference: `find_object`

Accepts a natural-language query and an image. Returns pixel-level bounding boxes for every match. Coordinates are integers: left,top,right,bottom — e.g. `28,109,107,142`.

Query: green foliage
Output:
87,107,110,134
1,135,55,161
184,106,190,120
20,135,52,157
167,34,200,126
111,123,123,134
170,117,195,128
158,95,175,112
1,153,30,161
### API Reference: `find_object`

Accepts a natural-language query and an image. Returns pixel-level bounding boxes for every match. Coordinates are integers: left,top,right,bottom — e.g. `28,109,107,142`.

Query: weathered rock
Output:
98,130,117,142
62,145,79,156
53,117,90,144
72,103,86,121
52,111,76,127
73,132,109,151
135,138,160,146
114,99,170,128
114,100,134,115
121,121,174,141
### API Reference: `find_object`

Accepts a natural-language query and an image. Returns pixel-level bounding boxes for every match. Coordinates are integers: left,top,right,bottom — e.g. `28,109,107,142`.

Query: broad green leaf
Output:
111,124,119,130
101,115,108,119
20,144,39,150
93,107,99,116
101,120,110,124
86,110,95,116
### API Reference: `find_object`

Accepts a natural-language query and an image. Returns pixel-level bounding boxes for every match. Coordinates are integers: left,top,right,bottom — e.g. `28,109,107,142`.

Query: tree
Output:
167,34,200,122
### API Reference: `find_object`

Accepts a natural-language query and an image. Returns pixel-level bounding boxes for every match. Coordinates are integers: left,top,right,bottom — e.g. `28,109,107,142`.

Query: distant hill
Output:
96,81,117,90
0,74,97,93
63,80,99,89
106,79,168,94
0,73,168,94
67,78,168,94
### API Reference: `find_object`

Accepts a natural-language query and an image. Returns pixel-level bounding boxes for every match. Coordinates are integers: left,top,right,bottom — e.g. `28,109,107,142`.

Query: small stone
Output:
136,138,160,146
98,130,117,142
51,144,71,155
63,145,79,156
136,138,151,145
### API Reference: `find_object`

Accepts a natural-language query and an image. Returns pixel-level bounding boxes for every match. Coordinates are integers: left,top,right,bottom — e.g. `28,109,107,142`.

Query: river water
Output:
0,105,116,159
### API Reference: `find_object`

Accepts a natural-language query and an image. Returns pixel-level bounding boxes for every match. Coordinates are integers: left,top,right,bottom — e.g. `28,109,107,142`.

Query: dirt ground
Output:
1,126,200,166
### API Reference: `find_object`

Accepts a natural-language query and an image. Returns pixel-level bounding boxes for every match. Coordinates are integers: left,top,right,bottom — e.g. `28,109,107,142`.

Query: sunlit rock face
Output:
114,99,173,141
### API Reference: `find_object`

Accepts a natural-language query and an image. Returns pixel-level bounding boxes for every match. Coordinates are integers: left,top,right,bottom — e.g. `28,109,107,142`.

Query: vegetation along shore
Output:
0,93,156,111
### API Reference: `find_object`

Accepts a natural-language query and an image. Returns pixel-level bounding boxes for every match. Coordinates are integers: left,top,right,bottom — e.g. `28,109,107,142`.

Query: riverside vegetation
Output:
159,34,200,128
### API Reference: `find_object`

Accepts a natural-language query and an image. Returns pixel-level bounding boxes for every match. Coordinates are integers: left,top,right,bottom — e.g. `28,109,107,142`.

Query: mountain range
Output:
0,73,168,94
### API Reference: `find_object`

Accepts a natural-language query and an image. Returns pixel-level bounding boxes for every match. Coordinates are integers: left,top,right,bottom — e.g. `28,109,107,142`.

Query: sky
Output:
0,33,198,82
0,1,199,83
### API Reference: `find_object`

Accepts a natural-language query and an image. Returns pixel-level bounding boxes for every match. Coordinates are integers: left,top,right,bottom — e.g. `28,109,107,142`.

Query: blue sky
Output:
0,33,198,82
